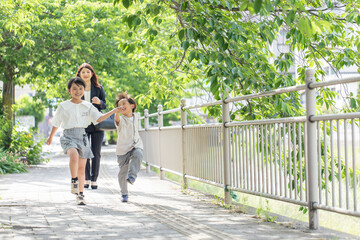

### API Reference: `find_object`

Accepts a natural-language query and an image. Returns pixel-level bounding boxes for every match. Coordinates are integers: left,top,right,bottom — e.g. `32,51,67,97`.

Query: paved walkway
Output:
0,140,358,239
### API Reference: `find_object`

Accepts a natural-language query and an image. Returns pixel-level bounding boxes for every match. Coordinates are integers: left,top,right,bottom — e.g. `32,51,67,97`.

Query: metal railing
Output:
138,69,360,229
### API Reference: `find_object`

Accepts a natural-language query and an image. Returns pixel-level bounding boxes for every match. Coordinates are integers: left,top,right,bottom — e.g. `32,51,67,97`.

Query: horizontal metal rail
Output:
183,100,223,110
310,112,360,121
309,76,360,89
226,116,306,127
314,203,360,218
226,85,306,104
159,126,182,130
146,128,160,132
230,187,308,207
148,113,158,118
160,108,181,115
184,175,225,188
183,123,223,129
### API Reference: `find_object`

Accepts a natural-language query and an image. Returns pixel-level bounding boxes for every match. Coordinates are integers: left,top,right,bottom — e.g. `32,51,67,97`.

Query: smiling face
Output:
68,83,85,102
117,98,135,117
79,67,93,83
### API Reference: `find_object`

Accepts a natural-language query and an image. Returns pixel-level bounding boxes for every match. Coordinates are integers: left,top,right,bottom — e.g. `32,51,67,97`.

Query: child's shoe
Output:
126,177,135,185
121,195,128,202
77,194,86,205
71,179,79,194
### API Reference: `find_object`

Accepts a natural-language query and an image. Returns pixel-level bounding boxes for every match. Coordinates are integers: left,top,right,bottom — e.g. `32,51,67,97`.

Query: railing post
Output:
158,104,165,180
222,94,231,205
306,68,319,230
144,109,150,173
181,99,188,189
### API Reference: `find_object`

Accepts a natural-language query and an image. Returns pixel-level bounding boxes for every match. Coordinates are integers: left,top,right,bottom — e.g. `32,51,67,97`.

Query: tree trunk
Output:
3,79,14,121
2,66,15,148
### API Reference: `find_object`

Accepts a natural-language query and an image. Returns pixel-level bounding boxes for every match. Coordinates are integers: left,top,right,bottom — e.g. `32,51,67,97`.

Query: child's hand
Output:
46,137,52,145
115,107,122,113
91,97,101,105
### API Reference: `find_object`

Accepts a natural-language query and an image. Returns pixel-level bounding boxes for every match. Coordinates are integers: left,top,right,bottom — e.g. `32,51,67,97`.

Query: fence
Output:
138,69,360,229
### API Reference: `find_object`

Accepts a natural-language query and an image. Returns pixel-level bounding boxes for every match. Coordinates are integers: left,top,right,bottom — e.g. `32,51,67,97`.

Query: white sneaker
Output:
71,180,79,194
76,194,86,205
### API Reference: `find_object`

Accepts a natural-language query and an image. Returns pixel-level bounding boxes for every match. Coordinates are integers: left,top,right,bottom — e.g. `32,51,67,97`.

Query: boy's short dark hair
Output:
115,92,137,112
67,77,86,90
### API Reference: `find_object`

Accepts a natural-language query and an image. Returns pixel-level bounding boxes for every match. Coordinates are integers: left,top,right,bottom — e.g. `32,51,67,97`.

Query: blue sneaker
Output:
127,177,135,185
121,195,128,202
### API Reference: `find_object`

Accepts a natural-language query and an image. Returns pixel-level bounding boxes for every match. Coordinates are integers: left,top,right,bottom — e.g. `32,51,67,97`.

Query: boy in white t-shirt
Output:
46,77,119,205
114,92,143,203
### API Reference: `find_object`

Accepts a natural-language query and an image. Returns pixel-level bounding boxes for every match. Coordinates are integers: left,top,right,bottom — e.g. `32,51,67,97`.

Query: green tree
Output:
14,95,45,129
114,0,360,119
1,0,155,146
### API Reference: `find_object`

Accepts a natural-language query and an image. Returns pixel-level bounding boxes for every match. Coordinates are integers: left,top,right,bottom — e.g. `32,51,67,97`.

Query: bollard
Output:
181,99,188,189
306,68,319,230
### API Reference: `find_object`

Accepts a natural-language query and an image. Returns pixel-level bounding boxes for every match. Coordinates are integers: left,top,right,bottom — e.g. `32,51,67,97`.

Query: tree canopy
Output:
114,0,360,119
1,1,154,117
1,0,359,128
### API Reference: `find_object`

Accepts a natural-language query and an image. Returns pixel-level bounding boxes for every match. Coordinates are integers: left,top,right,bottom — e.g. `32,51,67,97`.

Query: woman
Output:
76,63,107,190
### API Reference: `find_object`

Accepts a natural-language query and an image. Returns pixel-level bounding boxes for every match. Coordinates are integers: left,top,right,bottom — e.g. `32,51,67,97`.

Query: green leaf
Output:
286,10,296,25
181,2,189,11
350,98,357,109
298,17,312,36
178,29,185,41
254,0,262,13
217,53,224,62
122,0,132,9
182,40,190,50
210,75,219,96
189,51,197,62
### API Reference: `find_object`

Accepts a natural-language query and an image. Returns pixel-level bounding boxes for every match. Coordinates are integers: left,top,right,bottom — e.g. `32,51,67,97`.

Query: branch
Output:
171,50,186,73
309,44,340,78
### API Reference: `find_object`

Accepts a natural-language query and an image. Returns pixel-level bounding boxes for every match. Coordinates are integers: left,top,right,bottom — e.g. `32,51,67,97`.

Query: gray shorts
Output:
60,128,94,159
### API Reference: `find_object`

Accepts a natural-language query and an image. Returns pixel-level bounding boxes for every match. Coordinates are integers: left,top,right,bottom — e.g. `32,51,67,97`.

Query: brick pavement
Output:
0,139,358,239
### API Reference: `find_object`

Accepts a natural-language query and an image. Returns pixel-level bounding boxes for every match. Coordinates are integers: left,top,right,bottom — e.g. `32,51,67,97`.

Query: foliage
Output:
105,131,117,145
9,126,47,165
14,95,45,128
256,199,277,222
0,114,12,150
114,0,360,119
1,0,155,124
0,149,27,174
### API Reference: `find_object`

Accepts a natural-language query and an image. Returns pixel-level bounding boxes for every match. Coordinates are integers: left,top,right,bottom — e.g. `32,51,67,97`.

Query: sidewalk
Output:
0,139,358,239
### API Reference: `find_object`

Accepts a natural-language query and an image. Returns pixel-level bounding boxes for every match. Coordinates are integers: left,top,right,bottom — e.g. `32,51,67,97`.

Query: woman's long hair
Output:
76,63,100,88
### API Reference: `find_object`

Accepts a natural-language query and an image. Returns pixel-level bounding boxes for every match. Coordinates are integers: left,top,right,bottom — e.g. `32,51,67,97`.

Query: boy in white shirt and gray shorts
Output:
47,77,119,205
114,92,143,203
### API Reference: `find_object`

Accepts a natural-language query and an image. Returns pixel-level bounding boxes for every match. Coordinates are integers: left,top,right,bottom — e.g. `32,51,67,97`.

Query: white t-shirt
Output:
84,90,91,102
115,113,143,156
51,100,103,129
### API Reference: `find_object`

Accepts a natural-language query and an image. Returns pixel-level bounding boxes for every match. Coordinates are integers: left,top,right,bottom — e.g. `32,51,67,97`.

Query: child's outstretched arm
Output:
46,126,58,145
114,111,121,126
96,107,120,123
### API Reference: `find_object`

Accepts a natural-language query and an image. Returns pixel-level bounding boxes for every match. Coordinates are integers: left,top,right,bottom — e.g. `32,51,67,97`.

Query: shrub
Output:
0,149,27,174
0,115,12,149
9,126,48,165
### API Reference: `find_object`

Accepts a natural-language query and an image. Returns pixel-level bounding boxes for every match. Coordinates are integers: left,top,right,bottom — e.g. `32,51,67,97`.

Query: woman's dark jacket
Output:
82,84,107,133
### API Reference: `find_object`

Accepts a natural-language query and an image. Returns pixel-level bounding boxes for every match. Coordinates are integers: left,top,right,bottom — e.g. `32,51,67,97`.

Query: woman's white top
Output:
51,100,103,129
115,113,143,156
84,90,91,102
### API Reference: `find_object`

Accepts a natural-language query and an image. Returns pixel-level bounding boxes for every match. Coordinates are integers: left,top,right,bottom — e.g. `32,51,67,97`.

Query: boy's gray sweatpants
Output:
117,148,143,195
